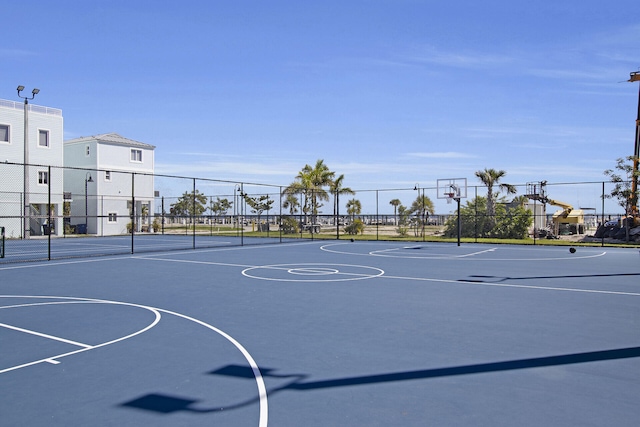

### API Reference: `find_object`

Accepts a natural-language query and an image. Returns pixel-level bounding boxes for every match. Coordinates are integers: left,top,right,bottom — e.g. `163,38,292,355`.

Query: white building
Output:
63,133,155,235
0,98,64,238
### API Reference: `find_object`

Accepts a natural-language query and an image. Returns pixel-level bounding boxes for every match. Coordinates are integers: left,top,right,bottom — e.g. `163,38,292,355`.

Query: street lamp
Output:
414,184,425,239
85,172,94,234
234,184,241,235
17,85,40,239
238,185,246,242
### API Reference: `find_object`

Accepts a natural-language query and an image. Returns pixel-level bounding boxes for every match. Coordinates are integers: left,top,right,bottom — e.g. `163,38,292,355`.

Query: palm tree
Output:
409,194,435,237
511,195,529,207
475,168,517,231
283,170,311,223
307,159,335,219
330,174,355,231
346,198,362,222
282,193,300,215
283,159,335,226
389,198,401,225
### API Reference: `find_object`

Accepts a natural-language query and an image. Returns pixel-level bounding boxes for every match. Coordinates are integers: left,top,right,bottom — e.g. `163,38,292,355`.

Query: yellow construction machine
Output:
548,199,585,236
525,182,585,237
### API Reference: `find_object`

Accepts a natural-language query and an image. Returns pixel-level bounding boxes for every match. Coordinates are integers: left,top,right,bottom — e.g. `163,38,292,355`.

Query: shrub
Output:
444,196,532,239
280,216,299,234
344,218,365,235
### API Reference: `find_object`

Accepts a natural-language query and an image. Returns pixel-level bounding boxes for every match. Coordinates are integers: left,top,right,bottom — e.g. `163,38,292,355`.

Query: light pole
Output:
234,184,241,236
414,184,424,239
17,85,39,239
238,184,246,244
85,172,94,234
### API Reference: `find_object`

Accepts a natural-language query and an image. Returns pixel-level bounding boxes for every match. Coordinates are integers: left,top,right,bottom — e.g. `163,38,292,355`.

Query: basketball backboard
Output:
437,178,467,200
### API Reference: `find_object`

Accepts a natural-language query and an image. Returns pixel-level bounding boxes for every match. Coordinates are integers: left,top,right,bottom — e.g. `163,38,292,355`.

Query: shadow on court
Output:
466,272,640,283
120,345,640,414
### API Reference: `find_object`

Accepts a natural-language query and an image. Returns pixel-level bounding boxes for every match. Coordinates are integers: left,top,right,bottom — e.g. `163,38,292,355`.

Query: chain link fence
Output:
1,161,637,263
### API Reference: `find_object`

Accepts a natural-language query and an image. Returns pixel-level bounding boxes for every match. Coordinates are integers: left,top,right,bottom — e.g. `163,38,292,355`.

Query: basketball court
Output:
1,240,639,426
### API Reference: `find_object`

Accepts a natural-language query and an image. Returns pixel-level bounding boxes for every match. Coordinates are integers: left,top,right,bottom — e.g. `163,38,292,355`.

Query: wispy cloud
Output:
0,48,37,57
395,22,639,85
404,47,514,69
155,159,301,179
406,151,476,159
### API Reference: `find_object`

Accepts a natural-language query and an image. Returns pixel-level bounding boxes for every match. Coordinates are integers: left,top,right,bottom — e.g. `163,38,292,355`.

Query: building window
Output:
131,149,142,162
108,213,117,223
0,124,9,143
38,130,49,147
38,171,48,185
105,171,111,181
86,145,90,156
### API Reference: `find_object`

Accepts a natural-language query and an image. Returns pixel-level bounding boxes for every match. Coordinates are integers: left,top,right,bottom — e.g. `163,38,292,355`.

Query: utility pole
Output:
17,86,40,239
628,71,640,222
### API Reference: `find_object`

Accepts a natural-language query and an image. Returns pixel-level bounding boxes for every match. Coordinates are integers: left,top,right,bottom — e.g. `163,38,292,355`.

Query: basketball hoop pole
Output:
437,178,466,246
448,186,462,246
456,196,461,246
446,194,461,245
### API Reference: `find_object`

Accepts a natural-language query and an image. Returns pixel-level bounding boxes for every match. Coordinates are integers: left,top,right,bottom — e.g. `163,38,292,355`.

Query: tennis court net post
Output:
0,226,4,258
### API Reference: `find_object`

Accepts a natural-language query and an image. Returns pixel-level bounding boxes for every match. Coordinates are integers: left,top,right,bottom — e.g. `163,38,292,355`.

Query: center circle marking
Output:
288,267,339,276
242,263,384,282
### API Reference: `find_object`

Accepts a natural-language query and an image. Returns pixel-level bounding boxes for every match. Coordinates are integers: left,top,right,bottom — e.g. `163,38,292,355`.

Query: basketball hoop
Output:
437,178,467,247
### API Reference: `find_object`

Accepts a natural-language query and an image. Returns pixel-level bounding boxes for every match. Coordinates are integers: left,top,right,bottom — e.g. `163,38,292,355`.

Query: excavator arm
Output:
547,199,573,217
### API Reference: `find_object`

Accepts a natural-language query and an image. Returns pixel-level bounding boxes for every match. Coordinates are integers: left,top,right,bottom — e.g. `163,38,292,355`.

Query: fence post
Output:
279,186,283,243
601,181,605,247
474,186,478,243
131,172,135,254
335,190,340,240
48,165,51,260
192,178,196,249
533,195,537,246
376,190,379,241
240,183,245,246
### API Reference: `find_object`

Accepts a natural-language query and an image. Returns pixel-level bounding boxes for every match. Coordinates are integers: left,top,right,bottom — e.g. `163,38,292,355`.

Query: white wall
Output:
63,136,155,235
0,99,64,237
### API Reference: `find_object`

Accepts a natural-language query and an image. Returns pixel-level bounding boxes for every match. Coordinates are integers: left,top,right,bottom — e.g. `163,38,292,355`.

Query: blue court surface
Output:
1,241,639,426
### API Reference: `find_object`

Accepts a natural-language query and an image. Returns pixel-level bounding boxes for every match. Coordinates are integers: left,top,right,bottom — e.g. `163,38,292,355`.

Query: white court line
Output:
0,322,92,349
0,240,319,271
137,257,384,282
371,247,499,258
0,300,161,374
379,274,640,297
0,301,93,310
132,256,254,269
321,242,608,261
0,256,130,271
138,246,638,296
242,263,384,282
0,295,268,427
456,247,497,257
157,306,268,427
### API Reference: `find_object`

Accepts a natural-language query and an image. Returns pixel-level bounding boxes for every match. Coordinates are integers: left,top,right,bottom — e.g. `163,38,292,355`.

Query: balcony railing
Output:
0,99,62,116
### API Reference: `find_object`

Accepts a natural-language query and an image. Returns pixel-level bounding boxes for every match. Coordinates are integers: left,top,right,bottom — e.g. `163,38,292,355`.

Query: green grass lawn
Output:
158,223,638,247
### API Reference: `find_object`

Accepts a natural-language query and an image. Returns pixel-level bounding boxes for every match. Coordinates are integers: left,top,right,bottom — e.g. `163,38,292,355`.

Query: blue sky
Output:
3,1,639,213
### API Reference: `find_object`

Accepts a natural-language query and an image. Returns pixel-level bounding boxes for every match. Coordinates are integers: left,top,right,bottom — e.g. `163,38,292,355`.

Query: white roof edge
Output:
64,132,155,149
